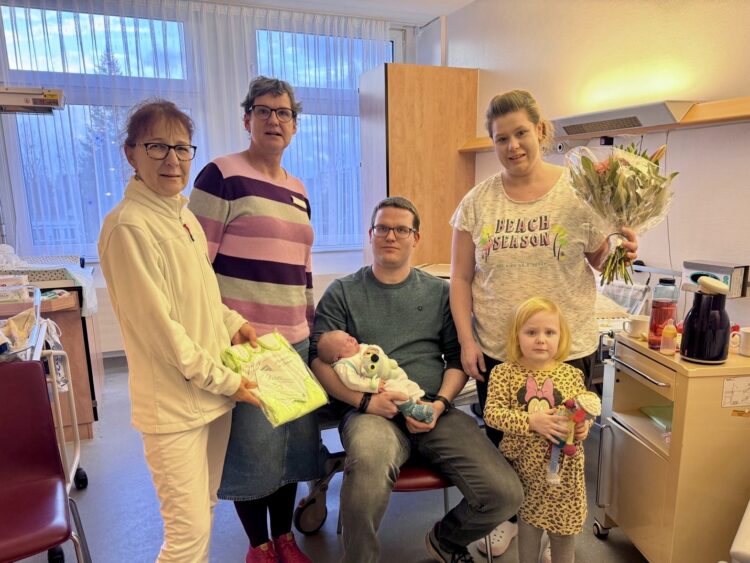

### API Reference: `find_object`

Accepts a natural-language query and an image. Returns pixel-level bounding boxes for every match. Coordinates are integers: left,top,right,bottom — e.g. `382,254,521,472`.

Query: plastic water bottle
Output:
649,278,679,350
660,319,677,356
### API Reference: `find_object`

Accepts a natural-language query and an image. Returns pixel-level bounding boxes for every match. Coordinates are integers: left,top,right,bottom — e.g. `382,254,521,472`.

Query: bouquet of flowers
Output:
566,143,678,285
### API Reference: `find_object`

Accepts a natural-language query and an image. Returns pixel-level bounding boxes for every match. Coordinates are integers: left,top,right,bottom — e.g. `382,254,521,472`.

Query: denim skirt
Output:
218,338,327,500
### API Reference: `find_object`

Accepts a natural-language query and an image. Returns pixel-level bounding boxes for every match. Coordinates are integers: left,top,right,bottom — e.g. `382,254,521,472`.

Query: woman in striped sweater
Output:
188,76,324,563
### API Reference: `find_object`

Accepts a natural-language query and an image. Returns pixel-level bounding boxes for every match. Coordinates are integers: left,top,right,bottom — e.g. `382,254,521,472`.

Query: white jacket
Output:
99,178,246,434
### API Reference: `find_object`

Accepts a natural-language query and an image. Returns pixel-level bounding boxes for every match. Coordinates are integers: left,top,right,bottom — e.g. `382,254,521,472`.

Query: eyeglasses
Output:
140,143,197,161
371,224,417,239
250,105,296,123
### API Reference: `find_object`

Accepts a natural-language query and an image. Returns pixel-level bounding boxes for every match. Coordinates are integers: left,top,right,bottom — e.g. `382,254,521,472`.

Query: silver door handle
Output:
613,358,670,388
595,423,613,508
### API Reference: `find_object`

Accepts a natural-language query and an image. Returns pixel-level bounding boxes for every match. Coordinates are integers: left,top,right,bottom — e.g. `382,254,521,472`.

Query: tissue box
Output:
0,285,30,303
0,275,28,287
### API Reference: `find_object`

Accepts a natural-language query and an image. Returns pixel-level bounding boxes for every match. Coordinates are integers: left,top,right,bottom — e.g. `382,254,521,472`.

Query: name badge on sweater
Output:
291,195,307,211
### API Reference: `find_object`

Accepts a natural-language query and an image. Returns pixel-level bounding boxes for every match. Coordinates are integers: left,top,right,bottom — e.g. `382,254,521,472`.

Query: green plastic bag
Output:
222,331,328,427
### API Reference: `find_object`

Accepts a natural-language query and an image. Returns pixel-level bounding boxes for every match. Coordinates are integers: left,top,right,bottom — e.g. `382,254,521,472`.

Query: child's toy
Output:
547,391,601,485
359,346,434,423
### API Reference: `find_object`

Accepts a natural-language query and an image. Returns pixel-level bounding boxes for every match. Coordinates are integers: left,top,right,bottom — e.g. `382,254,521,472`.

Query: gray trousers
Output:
338,408,523,563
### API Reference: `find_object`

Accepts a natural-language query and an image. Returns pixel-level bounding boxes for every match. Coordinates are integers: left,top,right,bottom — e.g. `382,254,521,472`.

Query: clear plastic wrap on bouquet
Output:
566,145,678,284
566,145,676,233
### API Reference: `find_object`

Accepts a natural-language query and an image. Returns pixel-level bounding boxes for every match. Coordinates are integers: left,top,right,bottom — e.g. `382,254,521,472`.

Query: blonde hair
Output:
506,297,571,363
484,89,555,154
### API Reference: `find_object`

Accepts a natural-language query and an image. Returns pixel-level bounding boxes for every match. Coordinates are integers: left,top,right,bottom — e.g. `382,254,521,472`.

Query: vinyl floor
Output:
21,356,647,563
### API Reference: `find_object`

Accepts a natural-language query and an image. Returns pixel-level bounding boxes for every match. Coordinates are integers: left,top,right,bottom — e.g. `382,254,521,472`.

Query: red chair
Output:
0,360,91,563
337,459,492,557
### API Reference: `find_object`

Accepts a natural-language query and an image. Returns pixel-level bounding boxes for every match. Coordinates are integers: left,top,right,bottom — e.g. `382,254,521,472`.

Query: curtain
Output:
0,0,391,257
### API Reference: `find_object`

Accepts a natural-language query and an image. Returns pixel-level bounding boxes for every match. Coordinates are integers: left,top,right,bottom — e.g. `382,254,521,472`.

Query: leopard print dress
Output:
484,361,588,535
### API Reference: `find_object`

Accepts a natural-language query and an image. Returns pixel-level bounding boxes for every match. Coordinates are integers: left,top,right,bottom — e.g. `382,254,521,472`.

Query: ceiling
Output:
241,0,474,26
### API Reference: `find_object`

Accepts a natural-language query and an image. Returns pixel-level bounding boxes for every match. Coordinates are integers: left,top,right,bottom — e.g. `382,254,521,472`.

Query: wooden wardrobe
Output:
359,63,478,265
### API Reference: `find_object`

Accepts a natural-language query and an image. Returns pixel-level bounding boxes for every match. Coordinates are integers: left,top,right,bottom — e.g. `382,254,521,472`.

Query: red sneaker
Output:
273,532,311,563
246,541,278,563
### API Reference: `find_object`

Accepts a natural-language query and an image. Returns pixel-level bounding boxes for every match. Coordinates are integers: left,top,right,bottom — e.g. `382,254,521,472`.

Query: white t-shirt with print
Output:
450,171,605,361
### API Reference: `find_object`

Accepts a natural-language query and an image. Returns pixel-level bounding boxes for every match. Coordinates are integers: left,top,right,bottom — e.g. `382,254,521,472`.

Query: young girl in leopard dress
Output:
484,296,600,563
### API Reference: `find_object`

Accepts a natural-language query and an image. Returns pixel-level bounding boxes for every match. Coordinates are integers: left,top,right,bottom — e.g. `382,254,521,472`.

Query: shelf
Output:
459,95,750,153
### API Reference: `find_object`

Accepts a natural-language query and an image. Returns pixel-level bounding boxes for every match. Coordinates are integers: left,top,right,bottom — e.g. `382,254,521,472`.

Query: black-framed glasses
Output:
371,224,417,239
140,143,197,161
250,105,296,123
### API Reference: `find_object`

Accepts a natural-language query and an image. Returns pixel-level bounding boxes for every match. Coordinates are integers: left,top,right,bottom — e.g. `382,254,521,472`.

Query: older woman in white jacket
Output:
98,99,259,563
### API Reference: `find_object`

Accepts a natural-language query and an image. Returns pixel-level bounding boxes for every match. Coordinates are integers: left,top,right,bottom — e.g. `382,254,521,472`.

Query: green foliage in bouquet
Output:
567,143,678,285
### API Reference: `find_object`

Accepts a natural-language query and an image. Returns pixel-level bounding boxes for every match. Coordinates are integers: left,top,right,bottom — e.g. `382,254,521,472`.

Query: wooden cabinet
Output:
43,291,101,441
596,335,750,562
359,63,478,264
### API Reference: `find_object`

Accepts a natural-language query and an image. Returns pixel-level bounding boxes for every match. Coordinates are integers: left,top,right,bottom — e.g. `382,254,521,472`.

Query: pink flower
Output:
595,160,611,175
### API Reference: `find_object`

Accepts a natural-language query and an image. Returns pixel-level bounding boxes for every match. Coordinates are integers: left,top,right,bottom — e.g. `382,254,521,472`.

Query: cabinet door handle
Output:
613,358,670,388
595,423,613,508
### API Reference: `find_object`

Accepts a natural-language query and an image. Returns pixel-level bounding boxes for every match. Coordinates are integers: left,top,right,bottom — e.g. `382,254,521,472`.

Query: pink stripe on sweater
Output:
220,234,310,264
214,153,307,197
223,298,310,342
225,215,312,242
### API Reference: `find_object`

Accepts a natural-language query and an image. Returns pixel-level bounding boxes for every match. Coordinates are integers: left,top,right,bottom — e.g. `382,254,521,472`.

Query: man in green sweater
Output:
310,197,522,563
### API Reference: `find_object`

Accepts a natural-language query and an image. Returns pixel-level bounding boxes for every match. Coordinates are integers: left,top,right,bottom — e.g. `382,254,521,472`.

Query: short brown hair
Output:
484,89,555,154
370,197,420,232
124,99,194,148
241,76,301,118
506,296,571,363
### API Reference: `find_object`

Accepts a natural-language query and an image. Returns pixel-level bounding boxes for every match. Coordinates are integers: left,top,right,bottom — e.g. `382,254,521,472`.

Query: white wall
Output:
428,0,750,325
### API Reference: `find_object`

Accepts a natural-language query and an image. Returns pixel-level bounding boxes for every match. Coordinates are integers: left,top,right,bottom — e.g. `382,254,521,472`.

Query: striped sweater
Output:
188,152,314,344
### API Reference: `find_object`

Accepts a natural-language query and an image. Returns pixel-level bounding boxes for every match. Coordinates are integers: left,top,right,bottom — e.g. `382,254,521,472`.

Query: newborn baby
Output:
317,330,433,423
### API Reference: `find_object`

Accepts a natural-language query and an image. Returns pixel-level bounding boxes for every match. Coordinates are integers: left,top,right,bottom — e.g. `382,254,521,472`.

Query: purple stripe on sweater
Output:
194,162,310,212
214,255,307,286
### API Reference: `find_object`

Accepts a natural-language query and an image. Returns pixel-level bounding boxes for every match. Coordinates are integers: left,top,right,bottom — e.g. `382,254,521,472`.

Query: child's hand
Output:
378,380,386,392
574,419,593,441
528,409,569,442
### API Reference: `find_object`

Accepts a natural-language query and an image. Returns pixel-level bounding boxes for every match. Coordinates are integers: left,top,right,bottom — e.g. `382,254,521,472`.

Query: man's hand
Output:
460,338,487,382
231,322,258,347
366,391,407,418
231,378,261,407
404,400,444,434
528,409,569,442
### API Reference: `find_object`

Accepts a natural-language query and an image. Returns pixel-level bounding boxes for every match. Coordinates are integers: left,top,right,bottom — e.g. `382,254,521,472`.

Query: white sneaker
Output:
474,520,518,557
539,531,552,563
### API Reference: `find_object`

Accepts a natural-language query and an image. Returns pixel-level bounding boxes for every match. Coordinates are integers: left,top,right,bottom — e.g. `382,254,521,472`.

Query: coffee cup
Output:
622,315,649,339
730,327,750,357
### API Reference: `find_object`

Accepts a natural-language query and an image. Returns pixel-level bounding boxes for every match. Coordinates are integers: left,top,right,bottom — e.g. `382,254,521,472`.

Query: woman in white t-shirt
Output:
449,89,637,558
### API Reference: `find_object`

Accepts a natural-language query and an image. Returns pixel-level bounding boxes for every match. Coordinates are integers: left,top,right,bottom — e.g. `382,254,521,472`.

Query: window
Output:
0,3,392,258
1,5,189,257
256,29,392,251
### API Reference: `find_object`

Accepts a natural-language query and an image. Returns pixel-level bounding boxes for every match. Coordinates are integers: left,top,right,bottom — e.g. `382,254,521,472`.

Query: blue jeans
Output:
338,409,523,563
219,339,325,500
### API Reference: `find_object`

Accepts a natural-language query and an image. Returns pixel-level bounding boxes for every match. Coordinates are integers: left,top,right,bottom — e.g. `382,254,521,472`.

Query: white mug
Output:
730,327,750,357
622,315,650,339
